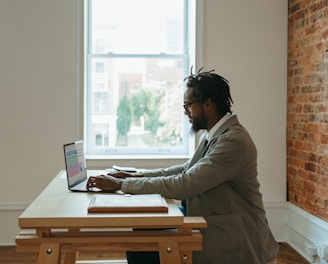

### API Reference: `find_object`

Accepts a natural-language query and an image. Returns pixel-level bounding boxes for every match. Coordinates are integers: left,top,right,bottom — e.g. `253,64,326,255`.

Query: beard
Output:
189,112,207,135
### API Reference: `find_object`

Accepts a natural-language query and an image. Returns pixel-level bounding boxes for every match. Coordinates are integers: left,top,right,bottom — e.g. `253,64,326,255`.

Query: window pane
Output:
87,57,187,154
91,0,184,54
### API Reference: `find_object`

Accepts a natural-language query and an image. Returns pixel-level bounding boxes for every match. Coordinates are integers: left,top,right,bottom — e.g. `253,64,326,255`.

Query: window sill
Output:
86,155,190,170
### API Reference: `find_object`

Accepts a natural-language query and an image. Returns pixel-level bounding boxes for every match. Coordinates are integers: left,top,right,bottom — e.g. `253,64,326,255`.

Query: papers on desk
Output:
88,193,169,213
105,165,138,174
112,165,137,173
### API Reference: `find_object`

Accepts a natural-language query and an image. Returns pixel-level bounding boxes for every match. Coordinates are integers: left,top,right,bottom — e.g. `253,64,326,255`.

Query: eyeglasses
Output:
183,101,197,111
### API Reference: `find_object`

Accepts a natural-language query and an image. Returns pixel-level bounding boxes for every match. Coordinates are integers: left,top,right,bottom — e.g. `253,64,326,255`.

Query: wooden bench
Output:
16,216,207,264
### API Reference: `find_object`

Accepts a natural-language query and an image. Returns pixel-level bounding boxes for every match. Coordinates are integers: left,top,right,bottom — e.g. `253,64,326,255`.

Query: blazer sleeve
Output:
121,126,253,199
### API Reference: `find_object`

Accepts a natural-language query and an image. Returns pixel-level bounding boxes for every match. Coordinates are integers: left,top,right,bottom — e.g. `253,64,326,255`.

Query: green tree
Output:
116,95,131,145
144,91,163,135
130,88,164,137
130,89,149,125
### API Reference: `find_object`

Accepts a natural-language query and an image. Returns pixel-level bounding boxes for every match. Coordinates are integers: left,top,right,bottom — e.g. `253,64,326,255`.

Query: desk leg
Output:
158,241,181,264
180,251,192,264
63,251,79,264
37,243,60,264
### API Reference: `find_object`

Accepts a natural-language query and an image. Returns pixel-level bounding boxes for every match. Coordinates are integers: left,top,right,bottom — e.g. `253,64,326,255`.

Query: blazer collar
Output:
210,114,239,140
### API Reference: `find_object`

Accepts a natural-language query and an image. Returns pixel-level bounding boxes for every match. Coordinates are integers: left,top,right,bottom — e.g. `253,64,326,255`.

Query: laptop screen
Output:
63,140,87,188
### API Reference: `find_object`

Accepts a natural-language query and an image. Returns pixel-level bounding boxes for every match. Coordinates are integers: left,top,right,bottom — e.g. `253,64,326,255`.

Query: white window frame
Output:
79,0,203,167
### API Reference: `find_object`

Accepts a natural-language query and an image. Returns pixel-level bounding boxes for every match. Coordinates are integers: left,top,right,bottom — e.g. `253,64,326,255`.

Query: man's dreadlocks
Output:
184,67,233,115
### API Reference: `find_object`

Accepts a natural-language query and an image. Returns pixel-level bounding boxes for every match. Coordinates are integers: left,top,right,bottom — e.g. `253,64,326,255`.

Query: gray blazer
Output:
121,115,279,263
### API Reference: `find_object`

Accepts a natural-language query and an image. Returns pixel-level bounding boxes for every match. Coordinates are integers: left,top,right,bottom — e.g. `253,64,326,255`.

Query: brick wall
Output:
287,0,328,221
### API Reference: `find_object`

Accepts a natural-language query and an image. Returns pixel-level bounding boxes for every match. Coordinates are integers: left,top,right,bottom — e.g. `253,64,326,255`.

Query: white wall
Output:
203,0,288,202
0,0,288,245
0,0,81,244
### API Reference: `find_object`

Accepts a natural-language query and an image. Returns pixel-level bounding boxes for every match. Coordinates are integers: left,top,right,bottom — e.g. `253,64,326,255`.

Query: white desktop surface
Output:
18,170,184,230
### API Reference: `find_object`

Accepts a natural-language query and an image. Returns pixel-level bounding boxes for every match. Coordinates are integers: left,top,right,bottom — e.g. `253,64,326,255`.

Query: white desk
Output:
16,170,206,264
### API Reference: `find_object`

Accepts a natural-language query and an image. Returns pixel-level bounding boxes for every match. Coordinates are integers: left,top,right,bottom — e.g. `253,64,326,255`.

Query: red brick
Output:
288,0,328,222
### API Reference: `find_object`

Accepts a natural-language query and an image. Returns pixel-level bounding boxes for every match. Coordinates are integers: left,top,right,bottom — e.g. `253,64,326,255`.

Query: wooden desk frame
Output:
16,216,206,264
16,171,207,264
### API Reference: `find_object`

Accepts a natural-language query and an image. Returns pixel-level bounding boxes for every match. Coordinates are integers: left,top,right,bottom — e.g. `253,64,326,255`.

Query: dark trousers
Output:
126,205,186,264
126,251,160,264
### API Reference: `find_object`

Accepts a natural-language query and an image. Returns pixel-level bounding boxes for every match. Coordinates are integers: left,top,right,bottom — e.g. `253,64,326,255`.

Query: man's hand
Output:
86,175,123,191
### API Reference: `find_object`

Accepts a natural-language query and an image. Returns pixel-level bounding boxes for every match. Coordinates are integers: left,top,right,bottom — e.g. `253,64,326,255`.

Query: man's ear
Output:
204,98,213,109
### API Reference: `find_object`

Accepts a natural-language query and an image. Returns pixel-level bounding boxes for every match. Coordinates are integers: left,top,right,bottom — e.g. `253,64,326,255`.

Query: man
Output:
87,69,279,264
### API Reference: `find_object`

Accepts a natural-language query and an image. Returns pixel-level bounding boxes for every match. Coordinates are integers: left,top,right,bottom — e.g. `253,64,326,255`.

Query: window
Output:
85,0,197,156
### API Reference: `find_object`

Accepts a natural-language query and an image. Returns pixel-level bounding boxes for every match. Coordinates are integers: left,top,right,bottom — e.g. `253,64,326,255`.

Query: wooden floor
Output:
0,243,309,264
277,243,309,264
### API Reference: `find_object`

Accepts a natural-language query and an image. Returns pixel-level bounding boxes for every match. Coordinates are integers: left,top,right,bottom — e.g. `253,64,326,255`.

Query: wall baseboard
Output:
0,204,28,211
263,201,288,242
0,204,28,246
286,203,328,264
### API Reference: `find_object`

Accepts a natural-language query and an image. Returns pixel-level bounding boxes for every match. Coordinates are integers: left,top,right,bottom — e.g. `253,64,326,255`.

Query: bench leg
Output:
37,243,60,264
180,251,192,264
158,241,188,264
63,251,79,264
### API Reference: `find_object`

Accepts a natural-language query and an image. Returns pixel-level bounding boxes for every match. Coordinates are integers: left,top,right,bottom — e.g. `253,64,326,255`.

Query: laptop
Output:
63,140,101,192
